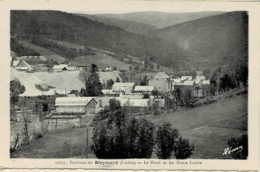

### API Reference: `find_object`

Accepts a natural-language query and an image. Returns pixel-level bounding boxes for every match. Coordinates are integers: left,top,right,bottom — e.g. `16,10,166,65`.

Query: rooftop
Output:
154,72,170,79
113,82,135,87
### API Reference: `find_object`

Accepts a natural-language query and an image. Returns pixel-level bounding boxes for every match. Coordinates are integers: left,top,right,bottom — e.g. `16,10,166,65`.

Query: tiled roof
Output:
55,97,96,106
154,72,170,79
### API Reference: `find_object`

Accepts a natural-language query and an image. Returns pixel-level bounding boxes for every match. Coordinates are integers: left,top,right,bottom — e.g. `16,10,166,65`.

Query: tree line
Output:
11,38,40,57
91,99,194,159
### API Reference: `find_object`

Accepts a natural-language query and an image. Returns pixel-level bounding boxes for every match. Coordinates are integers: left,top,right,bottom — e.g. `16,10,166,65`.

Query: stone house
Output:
148,72,172,92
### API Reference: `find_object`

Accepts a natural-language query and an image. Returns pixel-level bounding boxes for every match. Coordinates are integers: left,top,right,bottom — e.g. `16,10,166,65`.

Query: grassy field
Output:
11,94,247,159
146,94,248,159
73,51,131,71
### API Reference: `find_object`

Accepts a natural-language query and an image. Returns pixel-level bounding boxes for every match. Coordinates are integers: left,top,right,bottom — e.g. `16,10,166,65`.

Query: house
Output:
68,61,88,71
195,75,206,84
55,97,98,114
102,89,120,97
12,59,20,67
112,82,135,94
148,72,171,92
116,97,165,108
119,93,143,99
105,66,113,72
15,60,33,71
173,80,196,90
196,71,204,76
53,64,68,72
134,86,155,93
180,76,193,81
201,80,210,85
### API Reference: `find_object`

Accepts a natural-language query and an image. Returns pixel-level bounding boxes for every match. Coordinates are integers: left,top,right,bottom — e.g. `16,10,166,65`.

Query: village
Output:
9,10,248,160
10,53,212,120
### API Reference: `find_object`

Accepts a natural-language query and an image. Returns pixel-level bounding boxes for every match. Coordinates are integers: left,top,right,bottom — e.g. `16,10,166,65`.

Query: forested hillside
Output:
150,11,248,70
11,10,187,69
75,13,157,35
11,10,248,73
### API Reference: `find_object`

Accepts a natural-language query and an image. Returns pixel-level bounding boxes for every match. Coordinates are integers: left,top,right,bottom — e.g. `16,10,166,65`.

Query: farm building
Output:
15,60,33,71
148,72,172,92
173,80,196,90
134,86,155,93
55,97,98,114
116,97,165,108
112,82,135,94
69,61,88,71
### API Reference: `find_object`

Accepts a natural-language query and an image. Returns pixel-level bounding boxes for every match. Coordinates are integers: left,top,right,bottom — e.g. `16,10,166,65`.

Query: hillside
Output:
11,10,187,69
75,13,157,35
147,93,247,159
150,11,248,69
98,11,225,29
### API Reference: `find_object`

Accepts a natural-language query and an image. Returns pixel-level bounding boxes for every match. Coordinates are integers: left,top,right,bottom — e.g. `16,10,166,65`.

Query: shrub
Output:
173,137,194,159
156,122,179,159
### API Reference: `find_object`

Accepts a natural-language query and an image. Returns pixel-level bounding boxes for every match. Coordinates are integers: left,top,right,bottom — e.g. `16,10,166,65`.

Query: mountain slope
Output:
150,11,248,69
11,10,187,69
98,11,225,29
75,13,157,35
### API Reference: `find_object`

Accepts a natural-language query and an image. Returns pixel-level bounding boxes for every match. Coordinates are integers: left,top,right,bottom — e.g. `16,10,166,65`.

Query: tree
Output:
46,59,55,72
79,64,102,96
91,99,156,159
164,96,175,110
123,117,155,158
10,79,25,121
227,134,248,159
148,98,160,115
173,137,194,159
79,68,89,86
151,89,159,97
156,123,179,159
116,77,120,82
140,75,148,86
143,93,149,99
106,79,114,89
182,89,194,107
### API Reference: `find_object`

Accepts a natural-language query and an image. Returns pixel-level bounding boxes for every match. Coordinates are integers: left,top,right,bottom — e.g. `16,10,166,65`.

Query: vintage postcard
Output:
0,0,259,171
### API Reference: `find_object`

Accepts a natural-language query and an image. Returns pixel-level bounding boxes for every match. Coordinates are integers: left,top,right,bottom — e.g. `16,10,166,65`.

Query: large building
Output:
55,97,98,114
148,72,172,92
14,60,33,72
112,82,135,94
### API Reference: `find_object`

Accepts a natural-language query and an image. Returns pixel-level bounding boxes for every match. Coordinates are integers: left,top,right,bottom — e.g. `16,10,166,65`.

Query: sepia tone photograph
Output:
8,8,249,161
